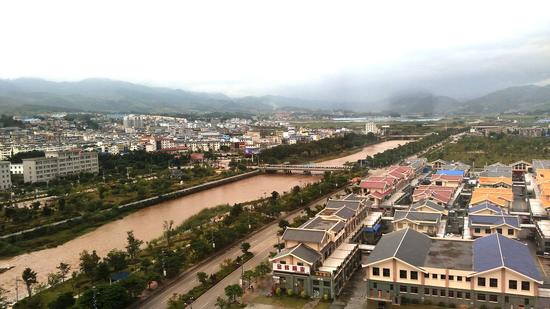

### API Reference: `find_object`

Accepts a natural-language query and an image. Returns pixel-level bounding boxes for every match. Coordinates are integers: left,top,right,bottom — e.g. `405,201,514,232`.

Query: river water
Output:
0,140,406,300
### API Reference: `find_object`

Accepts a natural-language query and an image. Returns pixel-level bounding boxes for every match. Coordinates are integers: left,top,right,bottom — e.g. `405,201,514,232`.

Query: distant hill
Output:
386,91,460,115
459,85,550,113
0,78,274,113
1,78,550,115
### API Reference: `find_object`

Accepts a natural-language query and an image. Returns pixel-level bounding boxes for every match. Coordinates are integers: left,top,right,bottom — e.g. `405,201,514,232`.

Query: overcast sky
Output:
1,0,549,101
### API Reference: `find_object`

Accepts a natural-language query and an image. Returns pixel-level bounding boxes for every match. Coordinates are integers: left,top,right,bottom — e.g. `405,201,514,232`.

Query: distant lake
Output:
332,117,442,122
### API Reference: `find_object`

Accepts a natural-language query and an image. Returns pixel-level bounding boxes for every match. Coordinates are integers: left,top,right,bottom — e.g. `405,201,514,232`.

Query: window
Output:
457,276,463,281
477,294,486,301
432,274,437,279
400,270,407,279
508,229,514,236
313,280,319,285
424,273,429,278
525,298,530,305
489,278,498,288
410,287,418,294
496,228,502,234
441,274,446,280
478,277,486,286
448,291,454,297
383,268,390,277
485,228,491,234
521,281,530,291
324,281,330,287
424,288,430,295
465,292,471,299
440,290,446,297
505,296,509,303
372,267,380,276
432,289,438,296
390,284,393,290
489,295,498,302
411,271,418,280
466,277,471,282
373,282,377,289
297,262,303,266
400,285,407,292
448,275,454,280
457,291,463,298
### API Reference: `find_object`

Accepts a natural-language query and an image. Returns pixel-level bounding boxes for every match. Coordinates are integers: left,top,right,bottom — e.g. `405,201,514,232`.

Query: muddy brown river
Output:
0,140,406,300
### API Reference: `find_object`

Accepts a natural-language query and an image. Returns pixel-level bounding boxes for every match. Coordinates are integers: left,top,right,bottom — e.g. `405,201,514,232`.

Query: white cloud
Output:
0,0,549,96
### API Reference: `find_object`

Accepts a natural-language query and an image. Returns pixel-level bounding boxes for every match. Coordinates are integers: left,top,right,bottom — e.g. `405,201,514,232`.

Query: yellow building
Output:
364,229,543,308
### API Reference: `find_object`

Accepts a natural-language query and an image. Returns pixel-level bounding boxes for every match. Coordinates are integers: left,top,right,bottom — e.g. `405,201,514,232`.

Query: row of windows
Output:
477,277,530,290
473,227,514,236
371,268,531,291
396,286,530,305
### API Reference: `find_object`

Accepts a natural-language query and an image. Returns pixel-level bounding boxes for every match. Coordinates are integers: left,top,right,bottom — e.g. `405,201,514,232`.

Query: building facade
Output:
23,150,99,183
0,161,11,190
364,229,543,309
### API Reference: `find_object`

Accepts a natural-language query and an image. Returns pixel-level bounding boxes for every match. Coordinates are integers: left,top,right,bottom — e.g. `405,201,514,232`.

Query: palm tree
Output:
163,220,174,248
22,268,38,297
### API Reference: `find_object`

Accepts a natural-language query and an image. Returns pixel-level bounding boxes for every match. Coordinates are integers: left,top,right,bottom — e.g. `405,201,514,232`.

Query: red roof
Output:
431,174,463,182
360,181,387,190
190,153,205,160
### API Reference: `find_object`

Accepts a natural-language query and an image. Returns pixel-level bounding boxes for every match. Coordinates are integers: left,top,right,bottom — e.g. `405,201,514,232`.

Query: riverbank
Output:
0,170,260,259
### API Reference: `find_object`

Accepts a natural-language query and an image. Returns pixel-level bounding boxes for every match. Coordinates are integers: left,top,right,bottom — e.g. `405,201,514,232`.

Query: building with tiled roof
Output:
468,214,521,239
392,210,442,236
430,173,463,188
412,185,455,205
363,229,543,307
470,187,513,209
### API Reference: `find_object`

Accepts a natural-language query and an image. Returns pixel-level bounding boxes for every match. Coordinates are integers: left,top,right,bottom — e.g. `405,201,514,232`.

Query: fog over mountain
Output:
1,78,550,114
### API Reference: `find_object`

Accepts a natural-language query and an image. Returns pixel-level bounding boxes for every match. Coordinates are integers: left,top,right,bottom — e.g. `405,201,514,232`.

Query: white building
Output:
364,122,380,135
10,163,23,174
23,150,99,183
123,115,144,131
0,161,11,190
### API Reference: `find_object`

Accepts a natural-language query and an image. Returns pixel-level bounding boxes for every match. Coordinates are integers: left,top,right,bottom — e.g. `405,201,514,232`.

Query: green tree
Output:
240,242,251,255
163,220,174,248
79,284,132,309
95,261,111,282
47,272,62,286
48,291,75,309
126,231,143,260
79,250,100,278
119,273,147,298
106,249,128,271
215,296,228,309
22,267,38,297
56,262,71,282
197,271,208,285
224,284,243,303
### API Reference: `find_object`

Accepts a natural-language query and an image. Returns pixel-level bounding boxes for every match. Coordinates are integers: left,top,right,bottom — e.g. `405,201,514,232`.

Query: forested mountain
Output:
1,78,550,114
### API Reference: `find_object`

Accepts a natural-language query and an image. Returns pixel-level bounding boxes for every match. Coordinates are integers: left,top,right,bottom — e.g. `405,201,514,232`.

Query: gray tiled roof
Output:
393,210,441,224
271,243,322,264
366,228,432,266
468,202,503,215
282,228,327,244
334,207,356,220
469,214,520,228
474,233,543,282
411,199,446,213
325,199,361,211
480,165,512,178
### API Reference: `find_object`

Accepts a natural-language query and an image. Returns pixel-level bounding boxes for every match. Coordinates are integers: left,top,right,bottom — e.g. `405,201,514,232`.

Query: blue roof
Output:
469,214,520,228
474,234,543,282
436,169,465,176
468,202,503,215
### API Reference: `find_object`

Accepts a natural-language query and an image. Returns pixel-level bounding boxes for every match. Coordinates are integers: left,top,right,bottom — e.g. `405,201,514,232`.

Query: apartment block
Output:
23,150,99,183
0,161,11,190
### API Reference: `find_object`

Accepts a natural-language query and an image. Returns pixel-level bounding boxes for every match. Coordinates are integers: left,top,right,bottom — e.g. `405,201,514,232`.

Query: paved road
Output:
139,190,342,309
138,158,430,308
